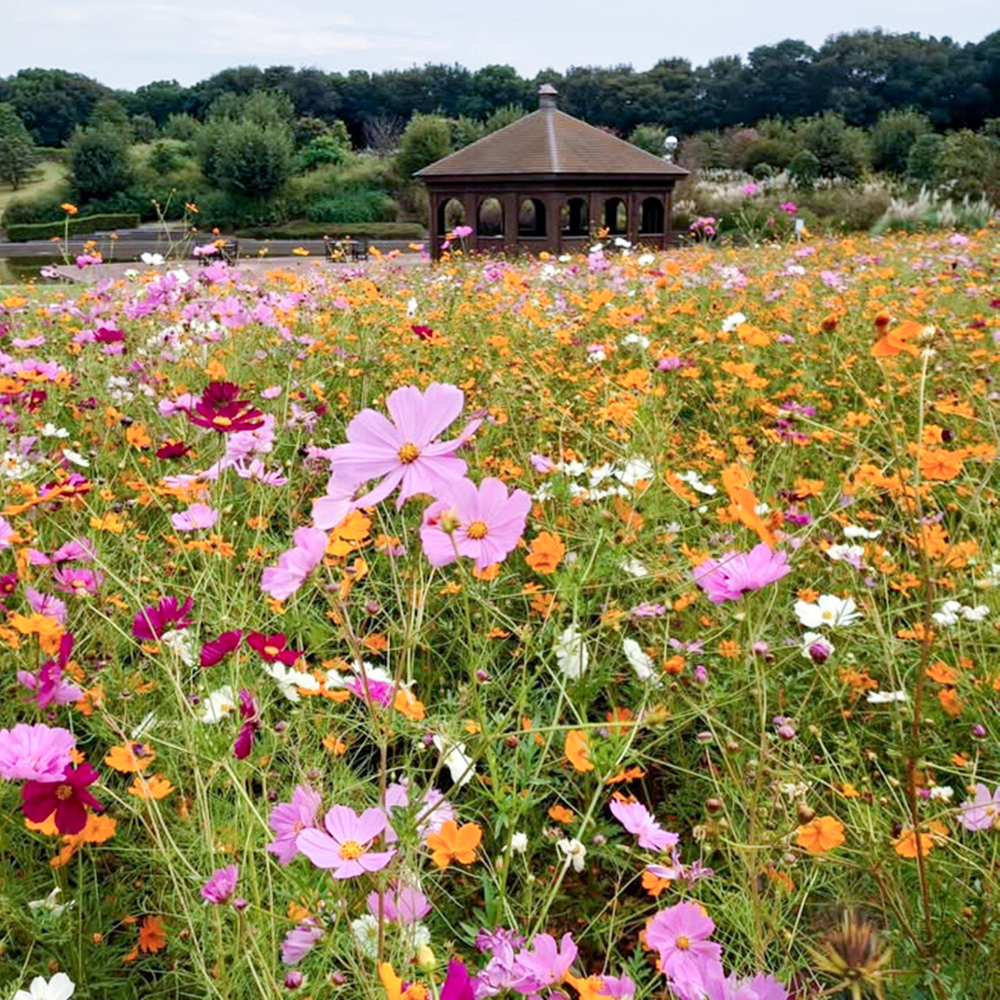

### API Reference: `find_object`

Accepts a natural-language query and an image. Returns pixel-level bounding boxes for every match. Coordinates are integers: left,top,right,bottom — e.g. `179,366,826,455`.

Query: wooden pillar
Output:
665,187,673,248
502,191,518,255
428,190,441,261
627,191,639,247
545,193,561,254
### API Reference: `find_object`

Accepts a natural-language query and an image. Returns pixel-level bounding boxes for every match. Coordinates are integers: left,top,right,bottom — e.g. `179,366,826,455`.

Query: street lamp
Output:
664,135,678,162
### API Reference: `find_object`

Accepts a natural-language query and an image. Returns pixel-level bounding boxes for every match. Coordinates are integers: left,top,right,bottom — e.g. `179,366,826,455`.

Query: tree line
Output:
2,28,999,149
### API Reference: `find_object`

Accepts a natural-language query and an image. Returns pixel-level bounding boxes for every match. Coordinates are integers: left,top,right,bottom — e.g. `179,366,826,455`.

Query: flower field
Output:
0,230,998,1000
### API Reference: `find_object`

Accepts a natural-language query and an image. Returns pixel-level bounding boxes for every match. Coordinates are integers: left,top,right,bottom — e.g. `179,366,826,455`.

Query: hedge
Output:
5,213,141,242
235,221,426,241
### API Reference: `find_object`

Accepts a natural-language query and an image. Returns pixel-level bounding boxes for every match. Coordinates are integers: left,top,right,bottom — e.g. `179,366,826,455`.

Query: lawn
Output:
0,158,66,219
0,230,998,1000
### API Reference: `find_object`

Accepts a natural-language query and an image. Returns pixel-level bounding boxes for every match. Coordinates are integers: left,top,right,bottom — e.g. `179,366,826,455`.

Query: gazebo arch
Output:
417,84,688,259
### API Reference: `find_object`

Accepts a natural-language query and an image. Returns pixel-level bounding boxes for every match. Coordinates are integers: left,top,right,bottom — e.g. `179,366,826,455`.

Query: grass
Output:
0,159,67,219
0,230,998,1000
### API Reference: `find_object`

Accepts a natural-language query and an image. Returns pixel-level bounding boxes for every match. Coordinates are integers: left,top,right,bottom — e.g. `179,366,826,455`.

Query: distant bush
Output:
69,124,134,201
628,124,668,156
235,221,425,240
6,212,140,241
396,114,452,180
2,186,74,226
796,112,868,179
906,134,944,185
163,114,200,141
869,109,931,176
303,190,397,224
297,135,351,171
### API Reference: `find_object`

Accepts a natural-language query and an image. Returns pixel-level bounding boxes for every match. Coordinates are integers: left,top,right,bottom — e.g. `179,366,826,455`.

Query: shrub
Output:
147,140,186,174
199,119,294,200
234,220,425,240
628,124,668,156
796,112,868,179
297,135,351,172
1,187,73,226
906,134,944,185
303,190,397,224
69,124,134,201
5,212,140,241
396,114,452,181
163,113,200,141
869,109,931,176
937,130,998,201
788,149,820,191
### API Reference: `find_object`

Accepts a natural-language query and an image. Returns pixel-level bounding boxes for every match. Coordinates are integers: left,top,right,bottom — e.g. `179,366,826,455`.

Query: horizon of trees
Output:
1,28,999,148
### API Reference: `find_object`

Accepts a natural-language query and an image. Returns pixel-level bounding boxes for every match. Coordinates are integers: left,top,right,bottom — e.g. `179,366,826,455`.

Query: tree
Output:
937,130,998,199
69,124,134,200
869,108,931,175
395,114,452,180
484,105,526,134
796,112,868,178
628,124,668,156
0,102,38,189
199,92,294,199
88,98,132,135
7,68,110,146
906,133,943,184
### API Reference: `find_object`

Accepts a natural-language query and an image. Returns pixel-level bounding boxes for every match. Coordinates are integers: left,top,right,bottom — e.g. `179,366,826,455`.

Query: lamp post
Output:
664,135,678,162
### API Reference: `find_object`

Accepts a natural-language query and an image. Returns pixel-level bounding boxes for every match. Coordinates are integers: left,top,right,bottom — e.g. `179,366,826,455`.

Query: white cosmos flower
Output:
620,557,650,579
794,594,862,629
27,887,72,918
721,311,747,332
432,735,475,787
931,600,963,627
140,252,165,266
351,914,380,959
866,690,908,704
623,637,656,681
554,626,589,679
264,662,320,702
961,604,990,622
843,525,881,540
200,685,237,723
615,457,655,486
14,973,76,1000
510,831,528,853
556,837,587,872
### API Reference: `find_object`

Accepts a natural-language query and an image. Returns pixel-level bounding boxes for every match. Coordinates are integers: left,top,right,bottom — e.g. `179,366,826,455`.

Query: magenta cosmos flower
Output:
645,901,721,981
296,804,396,878
0,723,76,782
22,762,103,835
693,543,791,603
201,864,238,904
420,476,531,571
329,383,481,509
17,633,83,708
268,785,322,865
133,595,194,640
609,797,679,852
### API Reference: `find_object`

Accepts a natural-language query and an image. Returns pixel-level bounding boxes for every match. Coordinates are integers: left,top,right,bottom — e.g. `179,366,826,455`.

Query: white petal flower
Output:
432,735,475,787
554,626,589,679
264,662,320,702
510,832,528,853
200,686,237,723
794,594,862,629
623,638,656,681
556,837,587,872
14,972,75,1000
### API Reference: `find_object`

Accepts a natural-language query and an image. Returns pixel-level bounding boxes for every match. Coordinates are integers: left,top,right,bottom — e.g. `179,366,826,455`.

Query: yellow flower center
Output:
55,783,73,801
213,415,232,428
466,521,489,540
675,935,691,951
398,442,420,464
821,610,834,620
264,645,279,657
339,840,365,860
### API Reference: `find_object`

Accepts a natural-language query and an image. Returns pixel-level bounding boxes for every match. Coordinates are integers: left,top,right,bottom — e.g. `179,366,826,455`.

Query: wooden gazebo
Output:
417,84,688,259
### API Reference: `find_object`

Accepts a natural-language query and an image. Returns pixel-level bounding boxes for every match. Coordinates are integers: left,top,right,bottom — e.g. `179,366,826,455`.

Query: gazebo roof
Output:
417,87,688,180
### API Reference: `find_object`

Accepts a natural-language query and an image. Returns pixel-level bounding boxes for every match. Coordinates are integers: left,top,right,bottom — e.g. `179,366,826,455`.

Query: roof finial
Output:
538,83,558,110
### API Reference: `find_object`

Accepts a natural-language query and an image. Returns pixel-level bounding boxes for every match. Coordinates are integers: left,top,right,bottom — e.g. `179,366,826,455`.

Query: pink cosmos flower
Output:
311,472,361,530
329,383,481,509
245,631,301,666
281,921,324,965
268,785,322,865
17,633,83,708
260,526,328,601
441,960,475,1000
52,565,104,596
957,783,1000,831
669,955,788,1000
693,544,791,603
22,762,103,835
233,689,260,760
201,864,238,904
609,798,679,852
420,476,532,571
0,723,76,782
367,881,432,923
511,932,578,994
296,804,396,878
170,503,220,532
596,973,637,999
645,902,721,982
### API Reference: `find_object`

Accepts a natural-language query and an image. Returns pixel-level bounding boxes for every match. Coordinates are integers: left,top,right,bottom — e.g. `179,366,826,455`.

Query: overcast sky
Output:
2,0,997,90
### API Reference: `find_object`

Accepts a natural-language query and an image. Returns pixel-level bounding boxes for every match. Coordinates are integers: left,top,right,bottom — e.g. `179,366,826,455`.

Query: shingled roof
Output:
417,85,687,179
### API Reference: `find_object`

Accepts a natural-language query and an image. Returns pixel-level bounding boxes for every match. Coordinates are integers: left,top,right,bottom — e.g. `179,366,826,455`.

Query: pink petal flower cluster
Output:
420,477,532,571
201,864,238,904
260,526,328,601
329,383,481,509
297,804,396,878
267,784,322,865
693,543,791,603
609,797,679,852
957,784,1000,831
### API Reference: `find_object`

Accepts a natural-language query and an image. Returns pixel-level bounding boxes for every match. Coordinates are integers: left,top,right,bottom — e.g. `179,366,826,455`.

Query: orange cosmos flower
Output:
870,320,923,358
104,742,156,773
795,815,846,854
426,820,482,867
918,448,963,481
892,821,948,858
525,531,566,574
565,729,594,772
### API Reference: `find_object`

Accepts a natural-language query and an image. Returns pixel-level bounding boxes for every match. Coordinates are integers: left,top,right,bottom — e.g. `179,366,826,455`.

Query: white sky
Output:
1,0,997,90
